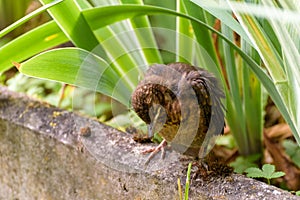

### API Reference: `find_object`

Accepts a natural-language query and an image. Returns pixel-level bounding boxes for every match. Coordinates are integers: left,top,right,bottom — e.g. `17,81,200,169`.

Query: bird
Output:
131,62,225,163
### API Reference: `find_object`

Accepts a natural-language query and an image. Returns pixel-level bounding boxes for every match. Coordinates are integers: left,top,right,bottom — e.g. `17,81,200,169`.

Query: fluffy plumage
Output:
131,62,225,158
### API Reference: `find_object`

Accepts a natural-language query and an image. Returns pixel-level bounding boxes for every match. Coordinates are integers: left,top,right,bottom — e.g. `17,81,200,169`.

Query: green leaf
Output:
270,171,286,179
40,0,99,51
226,0,300,145
190,0,252,45
0,0,63,38
244,167,264,178
245,164,285,180
120,0,162,64
242,41,264,155
262,164,276,179
81,4,277,92
18,47,131,107
174,0,193,63
0,21,68,72
230,154,260,174
221,24,247,154
189,0,300,156
183,0,219,66
0,0,32,37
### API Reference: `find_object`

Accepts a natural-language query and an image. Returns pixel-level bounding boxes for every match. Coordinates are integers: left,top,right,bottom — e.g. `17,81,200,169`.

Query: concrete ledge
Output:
0,86,298,199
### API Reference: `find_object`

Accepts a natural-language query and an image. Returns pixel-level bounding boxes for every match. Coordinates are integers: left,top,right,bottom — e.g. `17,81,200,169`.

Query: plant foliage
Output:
229,154,261,174
245,164,285,184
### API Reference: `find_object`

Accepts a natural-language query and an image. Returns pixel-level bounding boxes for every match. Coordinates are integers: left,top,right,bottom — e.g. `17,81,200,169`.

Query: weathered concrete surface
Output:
0,86,298,200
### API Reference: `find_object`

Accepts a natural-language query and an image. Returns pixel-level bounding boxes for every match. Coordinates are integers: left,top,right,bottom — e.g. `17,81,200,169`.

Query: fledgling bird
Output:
131,62,225,163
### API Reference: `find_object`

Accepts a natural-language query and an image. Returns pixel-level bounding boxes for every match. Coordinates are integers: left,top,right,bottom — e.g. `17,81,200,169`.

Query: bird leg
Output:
143,139,168,165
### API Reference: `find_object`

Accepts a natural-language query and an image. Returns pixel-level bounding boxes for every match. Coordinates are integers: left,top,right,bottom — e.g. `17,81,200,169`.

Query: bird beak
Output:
147,105,166,138
148,124,154,138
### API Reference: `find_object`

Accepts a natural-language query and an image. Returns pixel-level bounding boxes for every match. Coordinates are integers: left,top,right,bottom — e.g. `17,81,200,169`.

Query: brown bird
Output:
131,62,225,163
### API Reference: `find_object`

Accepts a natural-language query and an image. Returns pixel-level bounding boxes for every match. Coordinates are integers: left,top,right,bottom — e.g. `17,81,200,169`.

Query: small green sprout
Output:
244,164,285,184
178,162,192,200
296,191,300,196
184,162,192,200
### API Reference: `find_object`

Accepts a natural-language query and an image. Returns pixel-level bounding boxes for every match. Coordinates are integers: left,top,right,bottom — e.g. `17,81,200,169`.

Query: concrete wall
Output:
0,86,298,200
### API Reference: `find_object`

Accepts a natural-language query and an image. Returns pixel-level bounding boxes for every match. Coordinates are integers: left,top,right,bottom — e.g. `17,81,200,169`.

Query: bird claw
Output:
143,139,168,165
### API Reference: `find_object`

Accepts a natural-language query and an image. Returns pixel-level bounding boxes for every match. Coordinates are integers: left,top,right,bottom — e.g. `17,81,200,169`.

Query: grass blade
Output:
184,162,192,200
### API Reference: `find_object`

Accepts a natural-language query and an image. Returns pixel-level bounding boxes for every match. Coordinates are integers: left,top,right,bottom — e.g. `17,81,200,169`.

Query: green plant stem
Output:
184,162,192,200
